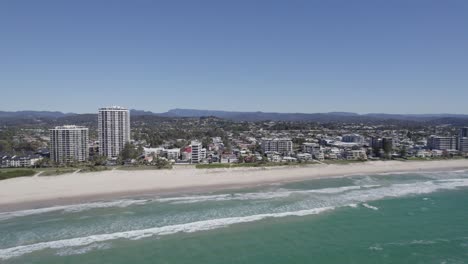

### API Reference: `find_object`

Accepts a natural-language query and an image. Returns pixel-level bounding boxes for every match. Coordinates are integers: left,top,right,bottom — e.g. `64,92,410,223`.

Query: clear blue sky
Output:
1,0,467,114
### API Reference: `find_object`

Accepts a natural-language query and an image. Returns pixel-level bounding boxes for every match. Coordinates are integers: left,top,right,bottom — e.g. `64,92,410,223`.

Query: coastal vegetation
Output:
0,169,36,180
195,161,319,169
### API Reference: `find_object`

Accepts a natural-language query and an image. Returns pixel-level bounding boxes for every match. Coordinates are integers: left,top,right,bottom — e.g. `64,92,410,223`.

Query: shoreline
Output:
1,159,468,212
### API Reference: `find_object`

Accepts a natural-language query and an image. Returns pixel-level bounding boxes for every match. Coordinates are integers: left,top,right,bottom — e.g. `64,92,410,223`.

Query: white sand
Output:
1,160,468,210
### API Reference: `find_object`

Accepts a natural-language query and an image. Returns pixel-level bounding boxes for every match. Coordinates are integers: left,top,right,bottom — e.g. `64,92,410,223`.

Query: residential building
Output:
143,147,165,156
98,106,131,158
191,140,202,163
370,137,382,149
302,143,319,154
1,154,42,168
50,125,89,164
459,127,468,152
314,150,325,161
345,149,367,160
427,136,457,150
165,149,180,160
297,153,312,161
261,138,293,155
221,154,238,163
201,148,207,159
302,143,324,160
342,134,364,144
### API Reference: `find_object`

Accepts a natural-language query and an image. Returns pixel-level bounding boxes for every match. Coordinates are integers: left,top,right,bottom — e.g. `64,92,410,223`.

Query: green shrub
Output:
0,169,36,180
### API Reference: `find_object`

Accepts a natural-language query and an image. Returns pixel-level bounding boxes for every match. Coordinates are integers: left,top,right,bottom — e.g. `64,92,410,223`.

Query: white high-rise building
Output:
191,140,202,164
50,125,89,164
98,106,131,158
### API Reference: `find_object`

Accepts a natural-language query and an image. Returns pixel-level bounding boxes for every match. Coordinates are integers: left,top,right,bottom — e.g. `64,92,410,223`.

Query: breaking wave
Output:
0,207,334,260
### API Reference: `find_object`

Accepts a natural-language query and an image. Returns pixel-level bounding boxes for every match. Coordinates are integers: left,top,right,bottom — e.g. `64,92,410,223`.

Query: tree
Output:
155,157,171,169
399,146,407,158
202,137,212,149
383,141,393,159
351,145,361,150
34,157,51,168
120,143,141,161
92,155,108,166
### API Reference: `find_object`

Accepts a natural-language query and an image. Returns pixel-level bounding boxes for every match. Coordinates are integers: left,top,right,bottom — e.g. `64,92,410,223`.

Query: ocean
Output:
1,170,468,263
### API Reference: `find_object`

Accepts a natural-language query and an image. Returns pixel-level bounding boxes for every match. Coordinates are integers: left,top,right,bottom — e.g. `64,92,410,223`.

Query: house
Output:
1,154,43,168
345,150,367,161
297,153,312,161
221,154,238,164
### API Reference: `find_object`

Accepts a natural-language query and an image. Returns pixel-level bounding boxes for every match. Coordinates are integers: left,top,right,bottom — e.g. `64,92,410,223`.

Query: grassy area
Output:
40,168,77,176
79,166,110,173
0,169,36,180
116,165,172,171
322,160,367,165
405,156,466,161
195,162,318,169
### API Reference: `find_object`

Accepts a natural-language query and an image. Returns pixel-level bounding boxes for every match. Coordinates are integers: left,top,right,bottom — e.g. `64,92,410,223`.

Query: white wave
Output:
361,185,381,188
368,245,383,251
0,199,150,221
55,242,111,256
0,186,358,220
409,240,436,245
157,186,364,204
362,203,379,210
0,207,335,260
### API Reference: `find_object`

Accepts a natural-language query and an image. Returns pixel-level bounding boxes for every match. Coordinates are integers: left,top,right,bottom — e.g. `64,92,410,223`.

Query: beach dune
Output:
1,160,468,211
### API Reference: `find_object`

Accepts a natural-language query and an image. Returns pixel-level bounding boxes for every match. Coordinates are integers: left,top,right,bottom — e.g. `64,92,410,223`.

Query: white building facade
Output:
98,106,131,158
191,140,202,163
261,138,293,155
50,125,89,164
427,136,457,150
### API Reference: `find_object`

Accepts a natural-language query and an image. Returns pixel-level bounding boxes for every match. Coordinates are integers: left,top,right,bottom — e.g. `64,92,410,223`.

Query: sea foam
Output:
0,207,334,260
0,199,150,221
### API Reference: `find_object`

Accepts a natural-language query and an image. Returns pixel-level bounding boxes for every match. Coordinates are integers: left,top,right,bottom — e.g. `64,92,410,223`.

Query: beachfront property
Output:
345,149,368,160
459,128,468,153
342,134,365,144
427,136,457,150
221,154,238,163
191,140,202,163
261,138,293,155
0,154,42,168
49,125,89,164
98,106,131,158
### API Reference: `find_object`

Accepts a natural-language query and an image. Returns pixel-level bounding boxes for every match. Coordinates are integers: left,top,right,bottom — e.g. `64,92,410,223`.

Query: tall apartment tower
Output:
191,140,202,164
458,127,468,153
50,125,89,164
98,106,131,158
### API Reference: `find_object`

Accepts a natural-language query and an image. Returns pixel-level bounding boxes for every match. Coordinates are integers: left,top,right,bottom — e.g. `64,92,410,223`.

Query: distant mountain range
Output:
158,109,468,122
1,109,468,123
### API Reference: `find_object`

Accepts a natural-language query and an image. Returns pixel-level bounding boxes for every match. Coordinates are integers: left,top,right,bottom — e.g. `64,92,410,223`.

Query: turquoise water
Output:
1,170,468,263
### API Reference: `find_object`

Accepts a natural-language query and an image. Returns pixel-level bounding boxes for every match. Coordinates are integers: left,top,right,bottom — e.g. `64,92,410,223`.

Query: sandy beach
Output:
1,159,468,211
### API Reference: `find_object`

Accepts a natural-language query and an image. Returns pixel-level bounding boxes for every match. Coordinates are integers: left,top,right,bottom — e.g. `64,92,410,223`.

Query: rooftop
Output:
99,106,128,111
51,125,88,130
